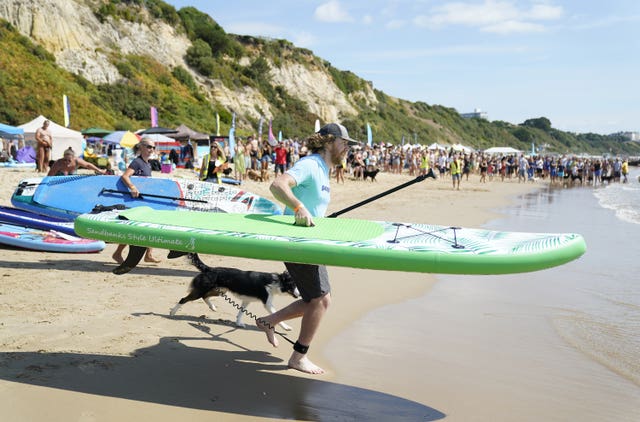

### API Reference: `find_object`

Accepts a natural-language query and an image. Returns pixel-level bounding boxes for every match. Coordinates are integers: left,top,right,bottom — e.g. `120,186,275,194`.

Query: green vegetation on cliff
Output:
1,2,638,157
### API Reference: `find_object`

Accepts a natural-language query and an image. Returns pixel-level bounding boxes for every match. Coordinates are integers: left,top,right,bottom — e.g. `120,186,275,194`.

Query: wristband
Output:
293,203,305,213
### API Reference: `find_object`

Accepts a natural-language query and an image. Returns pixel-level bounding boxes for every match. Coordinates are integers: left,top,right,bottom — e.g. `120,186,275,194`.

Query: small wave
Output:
553,311,640,386
593,184,640,225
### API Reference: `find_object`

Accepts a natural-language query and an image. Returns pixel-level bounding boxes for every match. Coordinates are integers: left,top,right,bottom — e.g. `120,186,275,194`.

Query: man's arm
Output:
270,173,314,227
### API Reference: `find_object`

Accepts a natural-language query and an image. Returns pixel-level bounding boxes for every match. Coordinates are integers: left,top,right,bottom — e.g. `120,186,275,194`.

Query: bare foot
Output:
256,318,278,347
144,255,161,263
288,352,324,374
112,252,124,264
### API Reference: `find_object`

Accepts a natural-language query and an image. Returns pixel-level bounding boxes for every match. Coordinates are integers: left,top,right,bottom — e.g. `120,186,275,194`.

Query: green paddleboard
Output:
75,206,586,275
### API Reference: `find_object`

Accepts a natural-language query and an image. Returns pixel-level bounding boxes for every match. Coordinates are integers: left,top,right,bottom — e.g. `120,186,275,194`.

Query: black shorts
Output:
284,262,330,302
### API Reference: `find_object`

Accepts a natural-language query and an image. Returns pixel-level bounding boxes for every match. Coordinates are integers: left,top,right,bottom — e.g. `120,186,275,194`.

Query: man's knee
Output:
310,293,331,311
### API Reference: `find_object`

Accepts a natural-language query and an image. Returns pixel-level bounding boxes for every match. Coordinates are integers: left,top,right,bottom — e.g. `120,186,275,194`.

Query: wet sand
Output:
2,166,601,421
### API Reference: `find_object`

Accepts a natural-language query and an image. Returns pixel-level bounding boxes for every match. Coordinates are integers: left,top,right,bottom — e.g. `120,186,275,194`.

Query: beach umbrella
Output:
141,133,175,143
81,127,111,137
103,131,141,148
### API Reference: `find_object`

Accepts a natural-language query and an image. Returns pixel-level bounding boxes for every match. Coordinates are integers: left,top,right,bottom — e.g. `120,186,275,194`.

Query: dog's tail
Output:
188,253,211,273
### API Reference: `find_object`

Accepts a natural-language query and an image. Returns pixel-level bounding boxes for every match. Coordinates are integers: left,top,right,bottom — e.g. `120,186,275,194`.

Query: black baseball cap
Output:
317,123,359,145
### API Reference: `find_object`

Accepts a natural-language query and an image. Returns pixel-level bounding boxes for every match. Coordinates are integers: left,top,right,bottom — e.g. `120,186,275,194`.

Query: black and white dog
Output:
170,253,299,330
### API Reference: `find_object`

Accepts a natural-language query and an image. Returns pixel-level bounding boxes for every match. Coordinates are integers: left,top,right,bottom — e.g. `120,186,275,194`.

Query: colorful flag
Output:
150,106,158,127
314,119,320,132
63,95,70,127
228,126,236,158
258,116,264,140
366,122,372,147
278,130,282,142
267,118,277,146
215,113,220,136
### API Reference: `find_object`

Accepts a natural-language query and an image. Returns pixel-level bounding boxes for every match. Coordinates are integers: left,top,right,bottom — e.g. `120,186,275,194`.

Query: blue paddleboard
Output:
12,175,281,221
0,221,105,253
0,205,76,236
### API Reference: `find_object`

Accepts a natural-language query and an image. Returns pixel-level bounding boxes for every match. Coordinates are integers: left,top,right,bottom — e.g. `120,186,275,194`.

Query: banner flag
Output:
366,122,372,147
63,95,70,127
215,113,220,136
267,118,277,146
258,116,264,140
228,126,236,158
150,106,158,127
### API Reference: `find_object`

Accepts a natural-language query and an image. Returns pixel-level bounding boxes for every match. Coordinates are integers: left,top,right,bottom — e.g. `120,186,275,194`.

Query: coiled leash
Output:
220,292,295,345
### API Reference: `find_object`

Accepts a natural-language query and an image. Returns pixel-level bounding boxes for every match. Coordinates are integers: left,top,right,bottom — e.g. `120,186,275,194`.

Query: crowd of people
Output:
213,136,634,188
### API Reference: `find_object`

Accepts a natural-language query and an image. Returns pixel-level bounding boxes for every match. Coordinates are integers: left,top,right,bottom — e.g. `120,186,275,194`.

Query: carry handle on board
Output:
100,188,208,204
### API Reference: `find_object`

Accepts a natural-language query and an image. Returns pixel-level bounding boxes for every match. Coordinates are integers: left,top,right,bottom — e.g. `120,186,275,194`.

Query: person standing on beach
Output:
35,119,53,173
621,158,629,183
256,123,357,375
112,137,161,265
450,153,462,190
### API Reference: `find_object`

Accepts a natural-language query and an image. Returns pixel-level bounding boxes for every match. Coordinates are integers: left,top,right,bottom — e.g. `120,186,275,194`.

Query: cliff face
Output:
0,0,376,123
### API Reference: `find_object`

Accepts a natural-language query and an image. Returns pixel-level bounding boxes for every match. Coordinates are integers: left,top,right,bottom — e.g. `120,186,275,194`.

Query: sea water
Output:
487,167,640,385
324,169,640,419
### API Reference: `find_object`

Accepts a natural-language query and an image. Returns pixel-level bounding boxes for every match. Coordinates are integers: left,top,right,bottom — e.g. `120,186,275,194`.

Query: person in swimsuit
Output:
35,120,53,173
47,148,106,176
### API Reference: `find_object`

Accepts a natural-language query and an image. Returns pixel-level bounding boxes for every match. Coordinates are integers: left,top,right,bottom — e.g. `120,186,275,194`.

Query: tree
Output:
522,117,552,131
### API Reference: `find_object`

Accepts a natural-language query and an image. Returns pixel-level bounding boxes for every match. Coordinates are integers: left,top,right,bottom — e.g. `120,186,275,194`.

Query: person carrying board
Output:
256,123,358,374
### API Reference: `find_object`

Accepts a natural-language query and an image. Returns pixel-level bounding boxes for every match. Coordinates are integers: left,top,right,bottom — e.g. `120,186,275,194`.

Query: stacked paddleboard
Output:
0,205,75,236
11,175,282,221
0,221,105,253
0,205,103,253
75,206,587,275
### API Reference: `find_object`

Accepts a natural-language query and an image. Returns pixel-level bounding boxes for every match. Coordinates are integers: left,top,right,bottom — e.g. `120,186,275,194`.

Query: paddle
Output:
327,174,428,218
100,188,209,204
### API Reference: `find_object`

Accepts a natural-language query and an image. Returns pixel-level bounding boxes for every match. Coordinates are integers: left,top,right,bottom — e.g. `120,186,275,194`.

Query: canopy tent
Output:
19,115,84,159
483,146,522,155
427,142,447,151
81,127,112,137
451,143,475,153
0,122,24,139
138,127,178,135
169,124,209,141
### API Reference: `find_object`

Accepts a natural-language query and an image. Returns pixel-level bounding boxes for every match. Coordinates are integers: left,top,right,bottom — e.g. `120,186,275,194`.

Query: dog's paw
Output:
235,321,246,328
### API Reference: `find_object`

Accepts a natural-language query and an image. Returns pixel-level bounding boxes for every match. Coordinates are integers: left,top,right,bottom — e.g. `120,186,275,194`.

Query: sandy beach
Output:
1,166,637,421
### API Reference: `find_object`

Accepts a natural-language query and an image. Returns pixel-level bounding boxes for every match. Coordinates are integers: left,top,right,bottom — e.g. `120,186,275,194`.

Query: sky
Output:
165,1,640,135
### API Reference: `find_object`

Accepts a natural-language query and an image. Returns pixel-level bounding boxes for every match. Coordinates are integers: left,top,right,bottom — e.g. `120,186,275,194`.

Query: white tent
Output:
427,142,447,151
451,143,475,153
483,146,521,155
19,115,84,159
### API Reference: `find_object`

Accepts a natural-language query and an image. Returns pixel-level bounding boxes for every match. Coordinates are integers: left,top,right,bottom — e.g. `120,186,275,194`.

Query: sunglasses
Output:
143,144,156,150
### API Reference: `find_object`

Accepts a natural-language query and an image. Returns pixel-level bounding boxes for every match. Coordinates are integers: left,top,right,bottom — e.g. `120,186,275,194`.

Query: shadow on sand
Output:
0,319,445,421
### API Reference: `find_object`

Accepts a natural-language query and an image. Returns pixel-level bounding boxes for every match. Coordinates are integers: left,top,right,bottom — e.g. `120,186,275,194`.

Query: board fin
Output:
167,250,189,259
113,245,146,274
